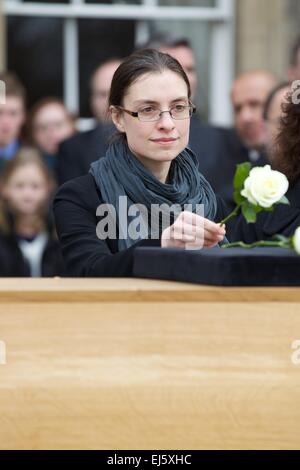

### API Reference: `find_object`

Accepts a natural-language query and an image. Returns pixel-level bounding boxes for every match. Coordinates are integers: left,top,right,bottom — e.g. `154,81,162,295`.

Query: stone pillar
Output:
235,0,293,79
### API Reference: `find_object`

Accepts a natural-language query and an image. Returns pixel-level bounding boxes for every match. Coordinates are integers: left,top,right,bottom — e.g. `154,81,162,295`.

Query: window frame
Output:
4,0,235,125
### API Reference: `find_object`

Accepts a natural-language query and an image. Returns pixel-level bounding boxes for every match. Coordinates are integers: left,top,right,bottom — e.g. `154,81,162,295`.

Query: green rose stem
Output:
219,204,241,226
221,240,290,249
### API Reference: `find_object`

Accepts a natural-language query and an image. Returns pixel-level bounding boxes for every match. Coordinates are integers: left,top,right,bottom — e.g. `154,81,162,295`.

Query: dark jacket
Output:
0,210,66,277
189,118,239,207
53,173,231,277
0,232,65,277
231,179,300,243
56,123,113,185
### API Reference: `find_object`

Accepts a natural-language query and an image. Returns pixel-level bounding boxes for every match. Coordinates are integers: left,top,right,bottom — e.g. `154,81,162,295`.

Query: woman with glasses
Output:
53,49,229,277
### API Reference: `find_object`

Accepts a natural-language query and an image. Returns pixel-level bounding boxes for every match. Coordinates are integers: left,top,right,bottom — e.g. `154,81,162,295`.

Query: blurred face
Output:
160,45,198,99
231,75,275,150
32,103,74,155
266,87,289,149
90,60,121,122
2,164,49,216
0,96,25,147
111,70,190,182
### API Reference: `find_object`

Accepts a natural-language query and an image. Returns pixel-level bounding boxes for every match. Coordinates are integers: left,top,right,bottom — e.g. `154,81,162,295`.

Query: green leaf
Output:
277,195,290,205
250,204,273,214
241,202,257,223
252,205,263,213
233,190,245,205
233,162,252,191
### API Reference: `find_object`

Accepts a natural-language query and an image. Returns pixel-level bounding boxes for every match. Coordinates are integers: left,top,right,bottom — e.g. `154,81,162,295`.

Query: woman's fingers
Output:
172,214,225,241
177,211,226,235
172,221,201,239
161,212,226,249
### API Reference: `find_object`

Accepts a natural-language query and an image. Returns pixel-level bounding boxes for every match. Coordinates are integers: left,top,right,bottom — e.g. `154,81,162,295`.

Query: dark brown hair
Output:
273,92,300,184
109,48,191,108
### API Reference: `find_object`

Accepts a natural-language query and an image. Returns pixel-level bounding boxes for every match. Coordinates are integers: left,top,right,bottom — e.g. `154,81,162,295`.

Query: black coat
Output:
53,173,231,277
231,179,300,243
189,118,239,207
0,231,65,277
56,123,113,185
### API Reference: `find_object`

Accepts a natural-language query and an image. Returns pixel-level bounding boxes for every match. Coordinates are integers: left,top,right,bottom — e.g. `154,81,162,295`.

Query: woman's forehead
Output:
124,70,188,103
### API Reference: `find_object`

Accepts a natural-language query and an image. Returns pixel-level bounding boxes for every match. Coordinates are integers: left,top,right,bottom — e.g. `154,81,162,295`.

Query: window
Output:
4,0,235,126
7,16,64,104
78,18,135,117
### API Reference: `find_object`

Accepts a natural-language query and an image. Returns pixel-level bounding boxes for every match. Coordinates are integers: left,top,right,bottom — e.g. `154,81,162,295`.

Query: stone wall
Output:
235,0,300,79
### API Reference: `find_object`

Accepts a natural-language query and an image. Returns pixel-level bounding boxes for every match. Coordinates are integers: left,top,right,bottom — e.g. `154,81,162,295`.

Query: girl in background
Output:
0,147,65,276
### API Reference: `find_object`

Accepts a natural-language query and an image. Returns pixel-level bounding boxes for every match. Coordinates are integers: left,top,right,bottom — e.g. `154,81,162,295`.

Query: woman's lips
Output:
151,137,178,144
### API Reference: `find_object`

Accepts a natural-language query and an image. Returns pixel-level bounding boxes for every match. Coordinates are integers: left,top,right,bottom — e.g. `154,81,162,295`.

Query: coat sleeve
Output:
53,177,160,277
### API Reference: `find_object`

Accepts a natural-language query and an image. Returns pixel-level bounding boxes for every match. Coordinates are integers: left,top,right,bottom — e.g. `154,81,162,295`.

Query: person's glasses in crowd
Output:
117,103,196,122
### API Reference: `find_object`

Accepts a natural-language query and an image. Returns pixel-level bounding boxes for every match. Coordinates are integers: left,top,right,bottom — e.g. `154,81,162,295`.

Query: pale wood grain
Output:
0,279,300,449
0,278,299,302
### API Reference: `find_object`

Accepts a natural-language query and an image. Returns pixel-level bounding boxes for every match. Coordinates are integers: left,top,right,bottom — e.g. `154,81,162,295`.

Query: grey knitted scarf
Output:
90,138,217,250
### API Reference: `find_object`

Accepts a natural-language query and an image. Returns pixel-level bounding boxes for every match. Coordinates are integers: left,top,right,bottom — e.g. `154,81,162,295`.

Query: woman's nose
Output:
157,110,175,129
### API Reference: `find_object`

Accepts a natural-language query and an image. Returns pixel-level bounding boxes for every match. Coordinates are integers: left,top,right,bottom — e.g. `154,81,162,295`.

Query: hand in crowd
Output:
161,211,226,249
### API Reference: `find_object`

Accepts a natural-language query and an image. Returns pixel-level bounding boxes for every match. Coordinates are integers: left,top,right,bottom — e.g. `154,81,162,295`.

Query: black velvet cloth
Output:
133,246,300,286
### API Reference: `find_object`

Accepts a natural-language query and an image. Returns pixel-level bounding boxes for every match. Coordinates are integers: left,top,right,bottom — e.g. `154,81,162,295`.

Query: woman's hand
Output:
161,211,226,249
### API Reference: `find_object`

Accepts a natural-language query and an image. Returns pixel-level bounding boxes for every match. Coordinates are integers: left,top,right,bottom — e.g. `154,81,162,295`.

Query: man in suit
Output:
57,58,121,185
0,71,26,169
230,70,277,166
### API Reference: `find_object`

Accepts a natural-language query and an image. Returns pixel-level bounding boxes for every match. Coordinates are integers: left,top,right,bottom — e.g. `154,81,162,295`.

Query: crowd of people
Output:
0,32,300,277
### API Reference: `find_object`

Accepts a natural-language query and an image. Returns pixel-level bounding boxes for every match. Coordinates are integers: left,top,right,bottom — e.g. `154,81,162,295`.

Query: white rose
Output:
241,165,289,208
292,227,300,255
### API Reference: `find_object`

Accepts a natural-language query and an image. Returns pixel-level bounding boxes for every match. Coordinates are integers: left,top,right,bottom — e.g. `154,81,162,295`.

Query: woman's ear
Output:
110,106,125,133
